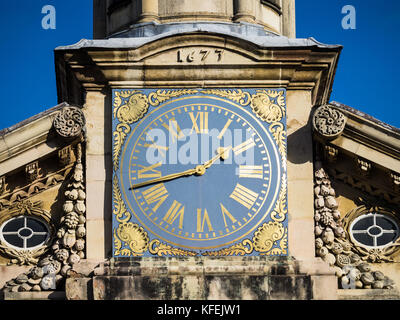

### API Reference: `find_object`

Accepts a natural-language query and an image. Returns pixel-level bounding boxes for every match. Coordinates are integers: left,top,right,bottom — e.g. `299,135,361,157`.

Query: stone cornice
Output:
54,29,341,107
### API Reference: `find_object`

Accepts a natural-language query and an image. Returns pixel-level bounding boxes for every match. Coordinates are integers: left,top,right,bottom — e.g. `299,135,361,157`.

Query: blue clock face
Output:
113,89,287,256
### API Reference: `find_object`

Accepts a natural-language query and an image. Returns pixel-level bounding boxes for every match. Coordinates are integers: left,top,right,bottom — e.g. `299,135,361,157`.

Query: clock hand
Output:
130,146,232,189
202,146,232,170
130,167,198,189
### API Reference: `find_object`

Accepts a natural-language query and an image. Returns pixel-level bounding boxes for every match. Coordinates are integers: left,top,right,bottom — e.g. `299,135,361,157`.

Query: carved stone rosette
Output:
53,106,85,139
313,105,346,140
314,166,395,289
2,144,86,293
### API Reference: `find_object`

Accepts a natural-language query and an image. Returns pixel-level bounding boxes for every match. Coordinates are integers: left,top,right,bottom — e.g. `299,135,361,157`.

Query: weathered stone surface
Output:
79,257,335,300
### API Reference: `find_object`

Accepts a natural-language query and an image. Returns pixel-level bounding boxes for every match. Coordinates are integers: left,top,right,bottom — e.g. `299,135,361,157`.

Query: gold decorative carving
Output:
269,122,287,161
112,175,131,223
250,90,285,123
148,89,199,107
114,92,149,124
252,221,287,255
270,174,287,223
115,222,149,256
113,123,131,170
149,239,197,257
200,89,251,106
202,239,254,256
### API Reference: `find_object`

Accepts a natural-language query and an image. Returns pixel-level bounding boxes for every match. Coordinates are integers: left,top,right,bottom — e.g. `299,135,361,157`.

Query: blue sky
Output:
0,0,399,129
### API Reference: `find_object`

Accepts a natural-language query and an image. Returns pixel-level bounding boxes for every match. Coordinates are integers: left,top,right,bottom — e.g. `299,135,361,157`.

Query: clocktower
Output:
54,0,342,300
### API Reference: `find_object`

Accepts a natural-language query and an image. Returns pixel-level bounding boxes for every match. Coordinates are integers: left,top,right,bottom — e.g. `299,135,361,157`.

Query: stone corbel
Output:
26,161,43,184
357,158,372,177
324,145,339,163
58,145,74,167
390,172,400,192
0,176,9,196
312,105,347,140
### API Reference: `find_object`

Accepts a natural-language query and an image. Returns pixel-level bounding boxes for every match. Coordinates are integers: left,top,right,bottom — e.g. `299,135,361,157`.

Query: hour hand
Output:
130,168,197,189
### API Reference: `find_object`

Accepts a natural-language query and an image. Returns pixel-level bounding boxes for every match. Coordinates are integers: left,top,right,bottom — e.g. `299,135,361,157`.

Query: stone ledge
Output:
64,256,338,300
3,291,66,301
338,289,400,300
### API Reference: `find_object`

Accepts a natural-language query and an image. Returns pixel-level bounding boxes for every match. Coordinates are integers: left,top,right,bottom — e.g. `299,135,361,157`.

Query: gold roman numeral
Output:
143,143,169,156
163,200,185,229
162,118,184,142
142,183,168,212
233,138,255,155
189,112,209,134
197,208,213,233
138,162,162,179
220,203,237,227
230,184,259,209
217,119,232,140
238,165,263,179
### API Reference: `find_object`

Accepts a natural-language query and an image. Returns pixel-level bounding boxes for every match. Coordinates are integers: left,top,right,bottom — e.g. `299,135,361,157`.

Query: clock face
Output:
113,89,287,256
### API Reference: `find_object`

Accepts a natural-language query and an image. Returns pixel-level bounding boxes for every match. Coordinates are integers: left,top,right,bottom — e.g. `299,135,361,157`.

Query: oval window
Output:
349,213,399,249
0,216,50,250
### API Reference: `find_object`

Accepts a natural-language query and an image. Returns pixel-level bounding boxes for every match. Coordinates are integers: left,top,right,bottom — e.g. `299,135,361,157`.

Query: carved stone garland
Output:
314,165,395,289
2,144,86,292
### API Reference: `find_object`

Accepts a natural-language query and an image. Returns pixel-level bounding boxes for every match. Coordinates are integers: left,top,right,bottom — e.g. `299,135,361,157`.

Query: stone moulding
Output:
0,163,75,211
313,165,395,290
1,143,87,293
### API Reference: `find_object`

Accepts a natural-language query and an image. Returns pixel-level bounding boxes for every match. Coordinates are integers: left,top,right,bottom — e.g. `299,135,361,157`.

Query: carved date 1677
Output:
177,49,224,63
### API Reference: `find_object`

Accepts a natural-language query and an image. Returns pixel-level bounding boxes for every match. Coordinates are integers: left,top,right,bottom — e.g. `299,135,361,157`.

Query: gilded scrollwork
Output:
202,239,254,256
253,221,287,255
113,90,150,170
200,89,251,106
270,174,288,223
116,222,149,256
149,239,197,257
148,89,199,106
112,175,131,223
250,90,285,123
